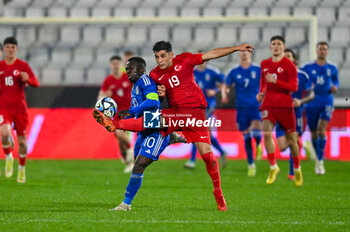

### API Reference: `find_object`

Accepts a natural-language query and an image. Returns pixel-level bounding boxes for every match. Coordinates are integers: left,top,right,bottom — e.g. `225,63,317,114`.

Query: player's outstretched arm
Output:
202,43,255,62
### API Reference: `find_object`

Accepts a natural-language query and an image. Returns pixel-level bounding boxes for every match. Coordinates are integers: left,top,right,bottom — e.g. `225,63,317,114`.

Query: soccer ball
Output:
95,97,118,118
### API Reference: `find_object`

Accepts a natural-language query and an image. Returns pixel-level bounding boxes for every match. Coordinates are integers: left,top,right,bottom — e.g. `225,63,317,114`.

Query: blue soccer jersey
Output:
194,65,224,109
129,73,170,160
301,61,339,107
225,63,261,131
225,63,261,108
276,69,313,137
301,61,339,128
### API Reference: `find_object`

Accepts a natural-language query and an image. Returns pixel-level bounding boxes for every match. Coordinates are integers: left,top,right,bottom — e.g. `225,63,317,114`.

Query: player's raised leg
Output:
195,141,227,211
1,123,14,178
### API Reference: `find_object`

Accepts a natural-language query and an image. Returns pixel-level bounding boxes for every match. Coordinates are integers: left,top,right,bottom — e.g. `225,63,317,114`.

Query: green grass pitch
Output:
0,160,349,232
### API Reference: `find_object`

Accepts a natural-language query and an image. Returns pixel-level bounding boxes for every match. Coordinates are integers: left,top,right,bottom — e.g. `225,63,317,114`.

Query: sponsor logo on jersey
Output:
158,74,165,80
145,150,151,154
122,81,129,88
174,65,182,71
237,74,242,79
277,67,283,73
263,68,269,72
13,70,20,76
327,69,331,76
0,71,4,75
312,70,316,74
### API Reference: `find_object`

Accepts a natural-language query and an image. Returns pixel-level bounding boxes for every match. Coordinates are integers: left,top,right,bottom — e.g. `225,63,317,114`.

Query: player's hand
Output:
118,109,131,119
256,92,265,102
330,85,338,93
222,96,229,104
206,89,216,97
265,73,276,83
157,85,166,97
237,43,255,54
293,98,301,107
20,72,29,82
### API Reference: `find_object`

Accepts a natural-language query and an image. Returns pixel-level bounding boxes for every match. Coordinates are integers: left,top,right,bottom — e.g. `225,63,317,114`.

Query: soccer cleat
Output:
247,164,256,177
294,169,303,187
315,160,325,175
92,110,116,132
184,160,196,169
110,202,131,211
123,163,134,174
5,156,14,178
287,174,295,180
213,188,227,211
266,166,280,184
220,152,227,169
304,140,316,161
256,144,263,161
17,166,26,183
169,132,187,144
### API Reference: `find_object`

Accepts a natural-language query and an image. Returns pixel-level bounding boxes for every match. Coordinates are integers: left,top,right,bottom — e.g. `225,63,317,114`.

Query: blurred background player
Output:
301,42,339,175
257,35,302,186
222,50,262,177
107,57,171,211
0,37,40,183
184,57,227,169
120,50,135,73
275,49,314,180
97,55,134,173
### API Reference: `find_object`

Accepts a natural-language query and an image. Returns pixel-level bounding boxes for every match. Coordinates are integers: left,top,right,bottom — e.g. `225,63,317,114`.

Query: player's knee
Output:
263,131,273,140
318,131,326,138
132,163,145,174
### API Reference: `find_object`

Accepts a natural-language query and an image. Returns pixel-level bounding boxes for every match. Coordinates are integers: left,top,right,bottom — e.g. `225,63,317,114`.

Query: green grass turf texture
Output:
0,160,349,232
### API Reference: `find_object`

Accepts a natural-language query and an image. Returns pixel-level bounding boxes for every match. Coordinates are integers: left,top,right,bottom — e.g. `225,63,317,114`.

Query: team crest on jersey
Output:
327,69,331,76
122,81,129,88
251,71,256,79
312,70,316,74
13,70,20,76
174,65,182,71
262,110,268,118
135,86,139,95
205,74,210,81
237,74,242,79
277,67,283,73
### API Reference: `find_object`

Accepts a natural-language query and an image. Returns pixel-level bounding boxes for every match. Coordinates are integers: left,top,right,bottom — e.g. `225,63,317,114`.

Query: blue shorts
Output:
236,107,261,132
276,108,303,137
134,131,170,161
305,105,333,130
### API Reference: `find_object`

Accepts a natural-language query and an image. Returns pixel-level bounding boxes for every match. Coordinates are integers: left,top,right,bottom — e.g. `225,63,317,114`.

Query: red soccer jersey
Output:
150,52,207,109
100,73,132,111
0,59,39,107
259,56,298,108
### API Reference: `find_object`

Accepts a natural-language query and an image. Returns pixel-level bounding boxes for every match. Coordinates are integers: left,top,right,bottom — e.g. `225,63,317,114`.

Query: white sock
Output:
270,164,278,169
6,152,13,160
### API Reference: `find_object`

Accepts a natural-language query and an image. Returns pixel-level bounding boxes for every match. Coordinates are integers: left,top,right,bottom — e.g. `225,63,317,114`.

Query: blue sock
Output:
190,144,197,162
289,154,294,176
251,129,262,146
312,138,318,156
124,172,143,205
317,136,327,161
211,136,225,156
243,133,254,165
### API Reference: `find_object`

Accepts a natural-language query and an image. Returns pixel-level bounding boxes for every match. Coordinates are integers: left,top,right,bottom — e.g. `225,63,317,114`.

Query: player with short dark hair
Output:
257,35,303,186
0,37,40,183
275,49,315,180
93,40,255,211
301,42,339,175
223,50,262,177
97,55,134,173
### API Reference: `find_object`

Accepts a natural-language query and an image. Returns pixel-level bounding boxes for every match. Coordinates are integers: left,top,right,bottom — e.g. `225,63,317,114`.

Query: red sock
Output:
201,152,221,190
3,145,12,155
19,154,26,166
267,152,276,166
113,117,144,132
292,156,300,169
